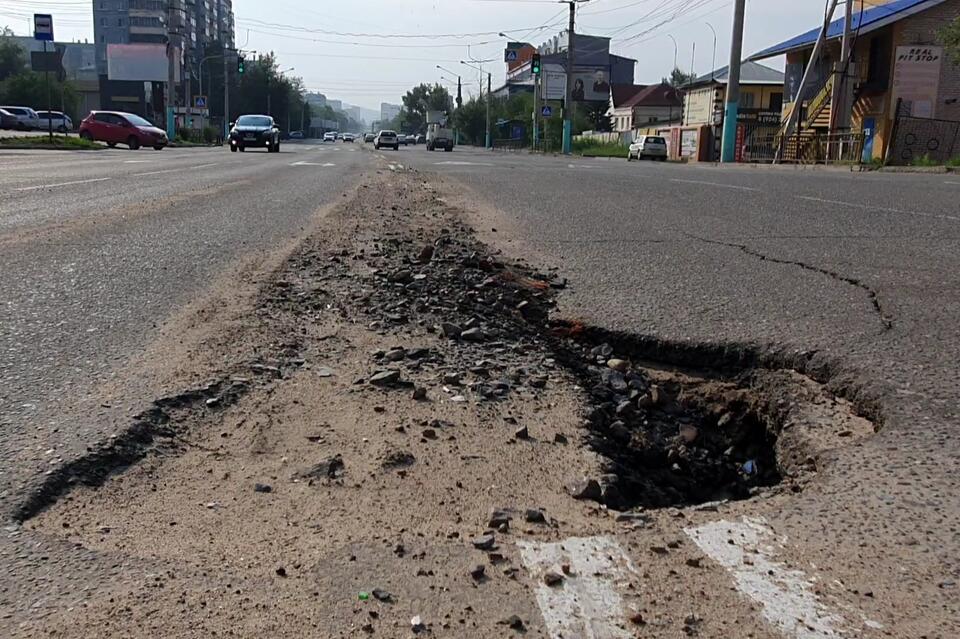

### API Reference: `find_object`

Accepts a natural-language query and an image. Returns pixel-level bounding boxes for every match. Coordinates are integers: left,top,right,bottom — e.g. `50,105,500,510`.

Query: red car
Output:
79,111,168,150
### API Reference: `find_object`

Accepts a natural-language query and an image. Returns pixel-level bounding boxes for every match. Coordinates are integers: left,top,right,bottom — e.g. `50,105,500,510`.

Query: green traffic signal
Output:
531,54,541,75
237,57,245,74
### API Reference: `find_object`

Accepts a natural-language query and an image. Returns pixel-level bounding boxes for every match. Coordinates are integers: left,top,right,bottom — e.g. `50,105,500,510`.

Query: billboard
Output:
891,46,943,119
542,68,611,102
571,70,610,102
107,44,168,82
544,69,565,101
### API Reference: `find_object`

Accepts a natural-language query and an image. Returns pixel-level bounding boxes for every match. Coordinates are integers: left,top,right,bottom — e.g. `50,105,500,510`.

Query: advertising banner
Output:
891,46,943,118
107,44,168,82
570,70,610,102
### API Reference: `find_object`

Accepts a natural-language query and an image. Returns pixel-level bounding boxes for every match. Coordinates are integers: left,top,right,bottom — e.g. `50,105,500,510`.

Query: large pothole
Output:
546,321,877,510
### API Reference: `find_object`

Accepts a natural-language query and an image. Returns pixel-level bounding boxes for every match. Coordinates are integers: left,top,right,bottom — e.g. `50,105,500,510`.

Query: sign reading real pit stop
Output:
34,14,54,42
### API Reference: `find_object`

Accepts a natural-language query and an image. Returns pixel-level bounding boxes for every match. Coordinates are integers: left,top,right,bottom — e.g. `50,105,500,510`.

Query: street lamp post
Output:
666,34,678,123
461,60,492,149
705,22,717,81
437,65,463,144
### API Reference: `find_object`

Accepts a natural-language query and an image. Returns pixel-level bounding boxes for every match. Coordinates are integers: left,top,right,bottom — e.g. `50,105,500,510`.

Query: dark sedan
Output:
229,114,281,152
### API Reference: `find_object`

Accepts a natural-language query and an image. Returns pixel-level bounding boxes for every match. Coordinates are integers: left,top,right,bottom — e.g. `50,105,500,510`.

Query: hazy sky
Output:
1,0,831,110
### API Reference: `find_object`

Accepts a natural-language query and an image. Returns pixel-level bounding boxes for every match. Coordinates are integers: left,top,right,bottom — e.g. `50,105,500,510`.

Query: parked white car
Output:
323,131,337,142
0,106,41,130
35,110,73,132
627,134,668,161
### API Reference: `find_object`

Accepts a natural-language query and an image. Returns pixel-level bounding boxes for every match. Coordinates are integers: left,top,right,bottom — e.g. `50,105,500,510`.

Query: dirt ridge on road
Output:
10,164,881,638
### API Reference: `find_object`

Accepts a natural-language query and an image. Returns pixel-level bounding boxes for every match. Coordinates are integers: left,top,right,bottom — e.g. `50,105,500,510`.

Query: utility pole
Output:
720,0,746,163
486,72,491,149
830,0,854,137
166,2,178,138
562,0,576,154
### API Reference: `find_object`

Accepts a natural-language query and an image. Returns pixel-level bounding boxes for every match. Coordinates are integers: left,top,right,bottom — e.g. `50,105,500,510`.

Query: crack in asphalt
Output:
682,232,894,331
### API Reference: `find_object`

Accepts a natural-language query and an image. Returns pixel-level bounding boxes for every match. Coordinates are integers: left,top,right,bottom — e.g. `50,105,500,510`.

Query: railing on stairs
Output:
774,75,835,162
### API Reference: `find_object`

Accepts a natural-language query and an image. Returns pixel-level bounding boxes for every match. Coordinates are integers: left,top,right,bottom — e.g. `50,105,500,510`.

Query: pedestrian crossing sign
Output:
194,95,208,109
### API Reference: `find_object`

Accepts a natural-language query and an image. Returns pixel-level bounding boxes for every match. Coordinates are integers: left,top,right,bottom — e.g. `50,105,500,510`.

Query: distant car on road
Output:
79,111,168,150
0,108,18,130
364,133,375,143
0,106,41,130
343,133,356,142
415,134,426,144
35,110,73,132
627,135,667,161
397,134,410,146
229,114,280,152
374,130,399,150
289,130,304,139
323,131,337,142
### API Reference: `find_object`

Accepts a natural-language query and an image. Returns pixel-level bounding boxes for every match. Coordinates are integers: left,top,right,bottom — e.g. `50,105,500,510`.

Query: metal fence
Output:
888,113,960,165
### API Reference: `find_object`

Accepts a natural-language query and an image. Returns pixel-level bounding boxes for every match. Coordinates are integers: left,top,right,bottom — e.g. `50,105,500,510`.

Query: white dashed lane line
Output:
670,178,761,191
795,195,960,221
518,535,642,639
14,177,112,191
132,162,219,177
685,517,883,638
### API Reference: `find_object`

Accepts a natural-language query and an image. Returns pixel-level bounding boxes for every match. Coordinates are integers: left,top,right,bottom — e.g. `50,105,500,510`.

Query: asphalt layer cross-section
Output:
0,140,372,510
399,145,960,630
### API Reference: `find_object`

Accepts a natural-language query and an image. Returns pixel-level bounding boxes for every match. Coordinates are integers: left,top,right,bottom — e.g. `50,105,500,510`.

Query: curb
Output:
877,165,955,174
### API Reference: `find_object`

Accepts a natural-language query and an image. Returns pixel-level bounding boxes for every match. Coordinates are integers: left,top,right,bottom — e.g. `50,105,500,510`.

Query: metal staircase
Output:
776,76,834,163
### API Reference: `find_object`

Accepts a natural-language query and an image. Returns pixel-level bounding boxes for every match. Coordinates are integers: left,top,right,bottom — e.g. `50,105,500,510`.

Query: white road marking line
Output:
945,180,960,185
671,178,761,191
685,517,846,639
132,162,219,177
518,535,641,639
14,177,112,191
435,161,494,166
123,159,154,163
290,161,335,167
567,163,598,169
796,195,960,221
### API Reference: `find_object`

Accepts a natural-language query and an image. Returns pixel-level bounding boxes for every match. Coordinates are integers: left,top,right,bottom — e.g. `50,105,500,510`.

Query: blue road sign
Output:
541,106,553,118
194,95,207,109
34,14,54,41
504,49,519,62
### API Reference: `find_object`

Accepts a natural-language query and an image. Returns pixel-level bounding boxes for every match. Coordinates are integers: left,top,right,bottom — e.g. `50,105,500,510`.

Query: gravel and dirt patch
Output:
11,163,876,638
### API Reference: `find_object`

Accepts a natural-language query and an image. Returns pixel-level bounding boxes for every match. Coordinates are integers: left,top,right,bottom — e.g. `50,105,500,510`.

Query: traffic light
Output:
531,53,541,75
237,56,245,74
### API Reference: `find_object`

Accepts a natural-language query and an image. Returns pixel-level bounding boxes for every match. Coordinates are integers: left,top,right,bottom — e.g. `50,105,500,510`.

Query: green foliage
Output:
231,53,323,131
938,16,960,65
0,134,100,150
0,34,27,81
395,83,453,134
0,70,81,120
572,140,627,157
946,156,960,167
910,154,939,167
665,67,697,87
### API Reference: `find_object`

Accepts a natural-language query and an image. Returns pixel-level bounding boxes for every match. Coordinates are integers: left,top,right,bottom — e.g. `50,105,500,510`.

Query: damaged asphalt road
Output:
2,146,959,637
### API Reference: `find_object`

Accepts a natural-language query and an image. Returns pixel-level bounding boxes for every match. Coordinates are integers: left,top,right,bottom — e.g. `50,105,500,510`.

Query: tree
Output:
664,67,697,87
939,16,960,65
399,83,453,134
0,33,27,82
233,52,321,131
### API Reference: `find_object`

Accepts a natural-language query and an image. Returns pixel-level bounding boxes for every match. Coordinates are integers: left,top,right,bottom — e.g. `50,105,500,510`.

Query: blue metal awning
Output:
749,0,947,60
